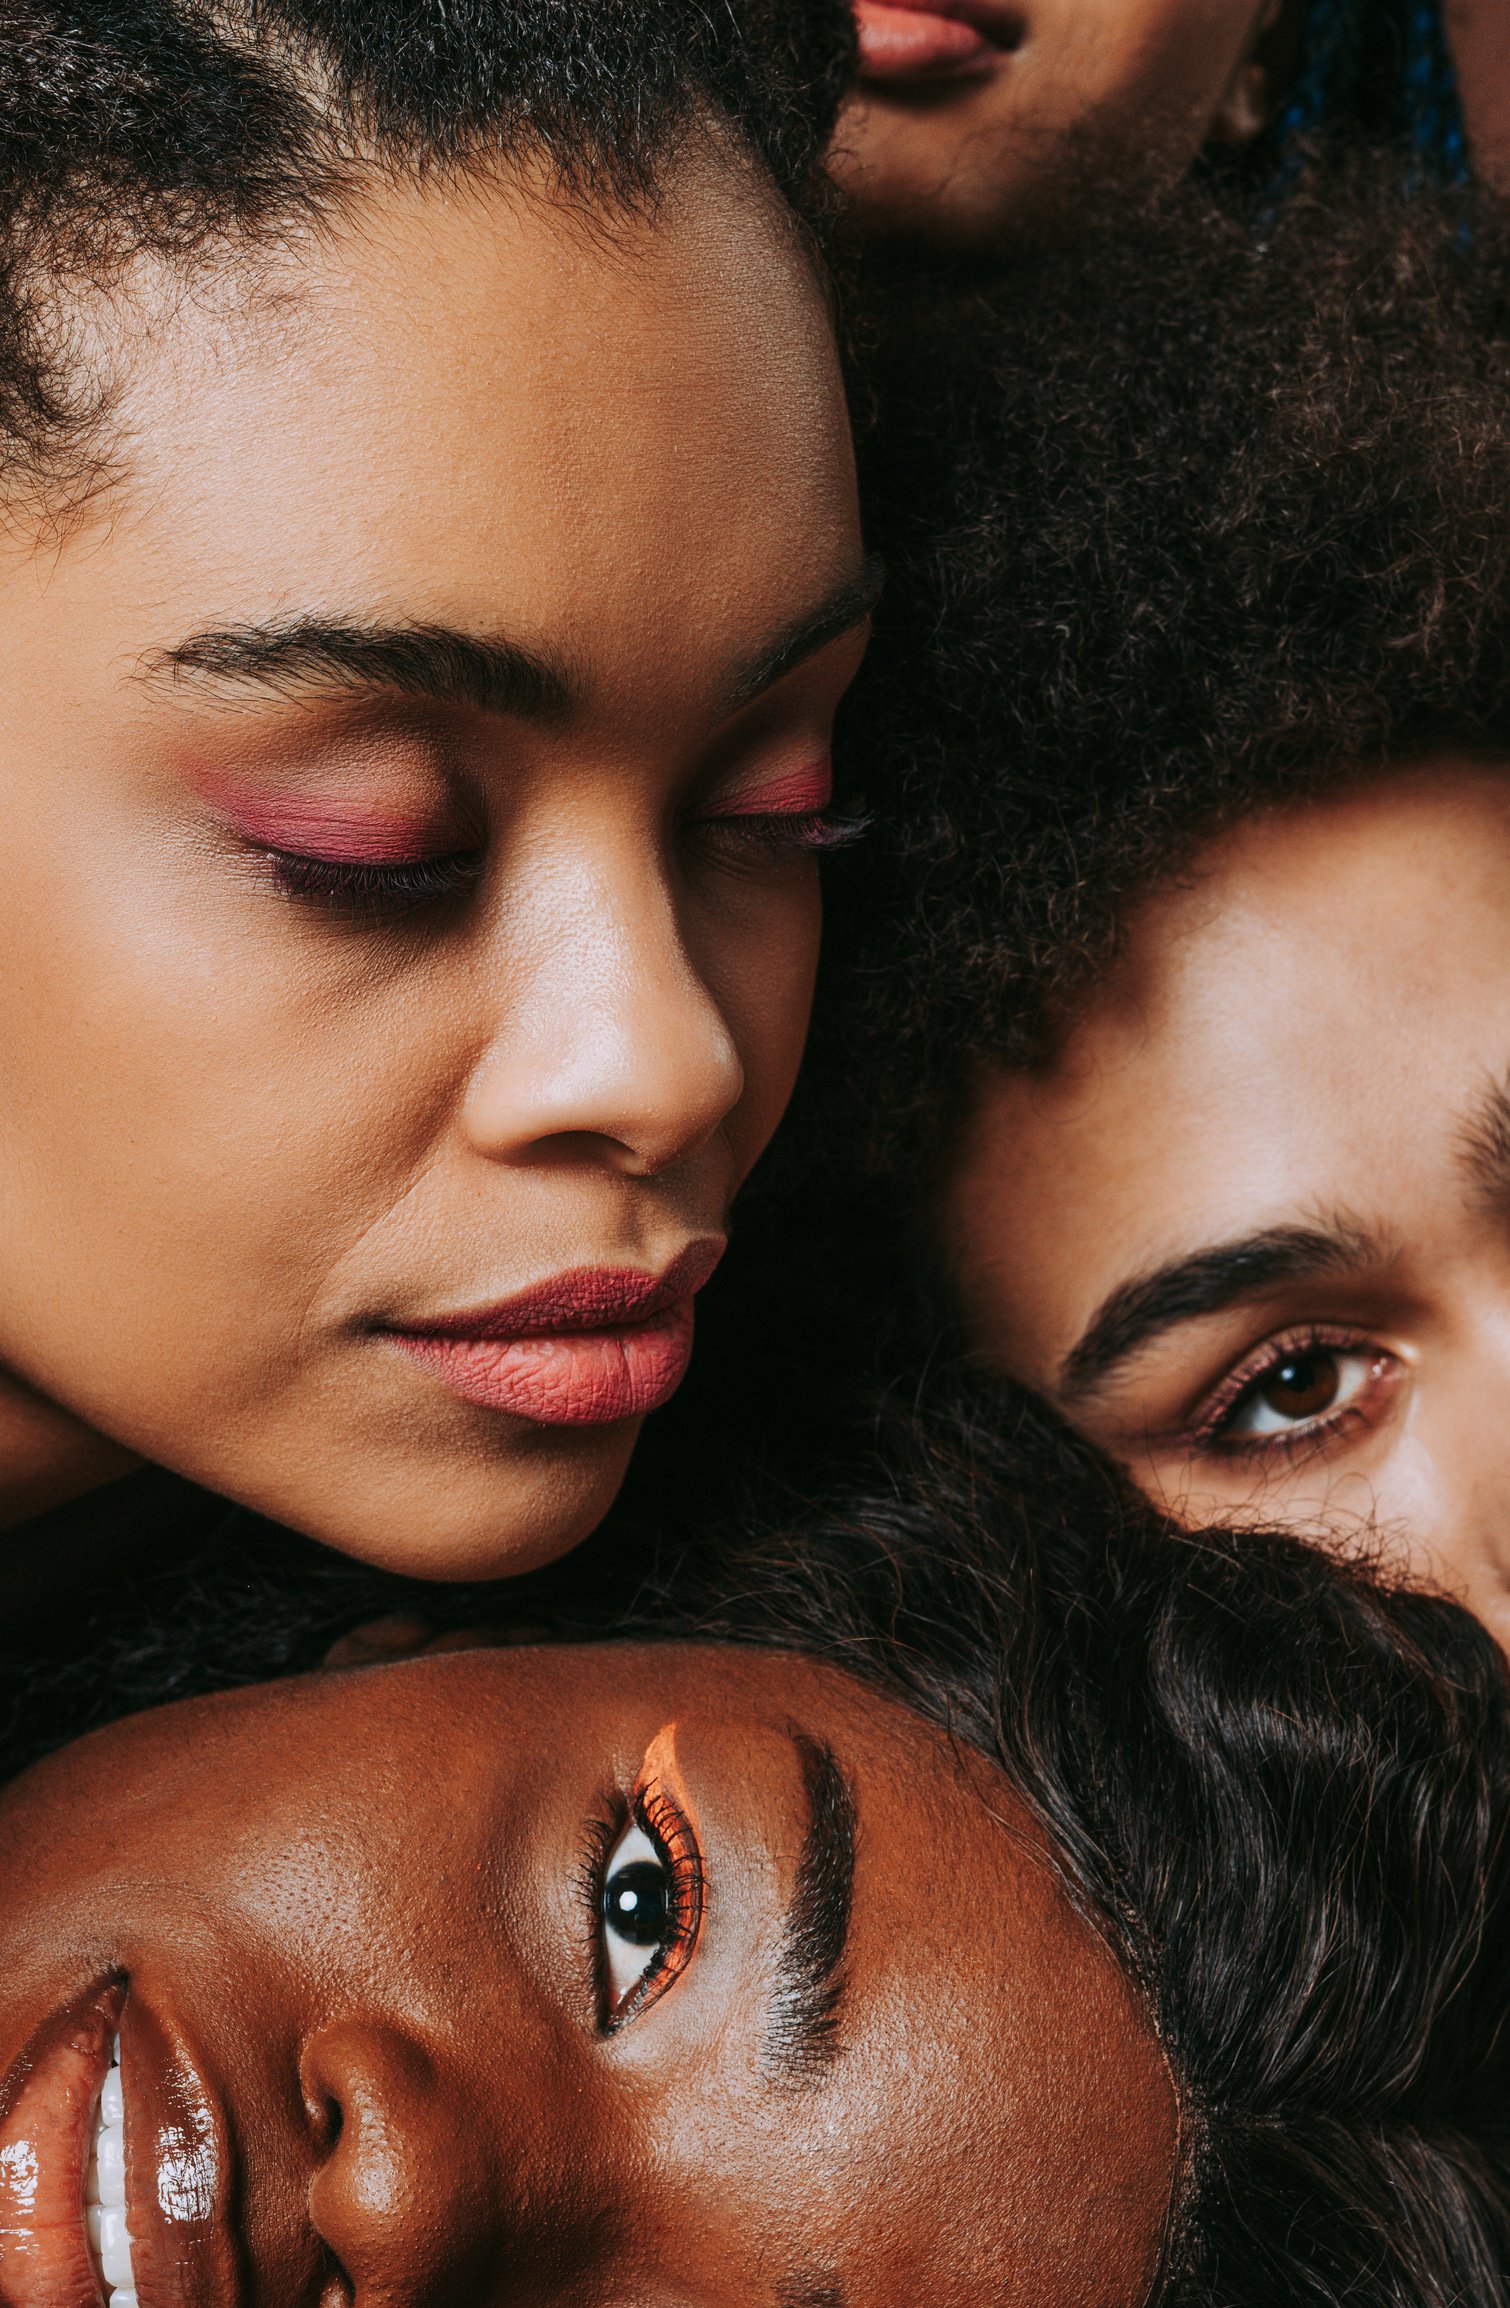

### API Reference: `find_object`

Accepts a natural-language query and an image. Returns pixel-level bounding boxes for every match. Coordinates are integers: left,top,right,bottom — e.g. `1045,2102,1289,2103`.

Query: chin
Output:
264,1424,641,1581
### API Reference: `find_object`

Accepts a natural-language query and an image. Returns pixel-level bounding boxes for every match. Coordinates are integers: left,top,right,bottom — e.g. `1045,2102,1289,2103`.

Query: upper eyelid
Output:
579,1777,705,2036
1179,1322,1385,1439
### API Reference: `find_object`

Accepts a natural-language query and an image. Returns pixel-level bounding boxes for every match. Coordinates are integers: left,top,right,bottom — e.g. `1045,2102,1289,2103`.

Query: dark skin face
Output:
0,1643,1177,2308
830,0,1305,249
0,148,867,1580
944,762,1510,1652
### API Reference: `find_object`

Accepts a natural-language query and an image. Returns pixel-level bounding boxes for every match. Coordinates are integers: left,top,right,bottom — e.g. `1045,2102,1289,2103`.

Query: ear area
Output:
1206,0,1301,147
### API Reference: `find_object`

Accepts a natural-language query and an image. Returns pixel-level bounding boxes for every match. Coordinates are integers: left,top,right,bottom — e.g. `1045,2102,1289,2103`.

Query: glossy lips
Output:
0,1987,237,2308
853,0,1012,82
0,1985,120,2308
388,1241,723,1426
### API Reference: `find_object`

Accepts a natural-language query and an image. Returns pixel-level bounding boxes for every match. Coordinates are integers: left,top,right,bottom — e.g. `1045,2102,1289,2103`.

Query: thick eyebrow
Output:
726,554,885,710
763,1735,857,2084
142,559,883,729
1060,1220,1380,1401
1457,1068,1510,1207
146,618,573,721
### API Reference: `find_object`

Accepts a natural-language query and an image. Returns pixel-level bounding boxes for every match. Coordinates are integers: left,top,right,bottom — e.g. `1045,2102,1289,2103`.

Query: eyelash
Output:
686,808,868,858
258,805,863,918
583,1776,704,2033
1183,1322,1396,1463
262,846,485,917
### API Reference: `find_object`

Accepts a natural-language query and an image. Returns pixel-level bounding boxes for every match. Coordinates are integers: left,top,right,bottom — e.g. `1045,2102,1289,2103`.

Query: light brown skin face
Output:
830,0,1302,250
0,1642,1177,2308
0,146,868,1578
943,761,1510,1653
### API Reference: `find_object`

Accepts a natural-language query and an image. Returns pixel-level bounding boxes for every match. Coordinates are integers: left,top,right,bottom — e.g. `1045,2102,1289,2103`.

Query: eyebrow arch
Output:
726,554,885,710
1059,1220,1380,1401
763,1735,857,2084
145,618,573,721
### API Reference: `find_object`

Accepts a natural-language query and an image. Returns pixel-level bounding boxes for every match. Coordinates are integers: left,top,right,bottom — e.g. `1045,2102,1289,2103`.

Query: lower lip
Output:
853,0,998,81
391,1296,697,1426
0,1984,121,2308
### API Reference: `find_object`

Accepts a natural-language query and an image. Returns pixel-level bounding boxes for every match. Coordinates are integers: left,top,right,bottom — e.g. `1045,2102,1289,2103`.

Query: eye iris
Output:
603,1859,670,1947
1260,1352,1340,1420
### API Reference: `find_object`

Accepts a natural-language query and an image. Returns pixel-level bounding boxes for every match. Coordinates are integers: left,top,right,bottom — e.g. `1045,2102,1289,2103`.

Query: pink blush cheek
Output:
182,760,455,862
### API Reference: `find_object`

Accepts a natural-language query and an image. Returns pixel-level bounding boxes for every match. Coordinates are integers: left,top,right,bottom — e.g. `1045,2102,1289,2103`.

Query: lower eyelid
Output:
1192,1346,1400,1456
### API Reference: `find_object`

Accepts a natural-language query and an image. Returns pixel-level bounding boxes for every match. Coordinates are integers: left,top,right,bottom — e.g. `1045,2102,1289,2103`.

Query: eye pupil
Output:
1260,1352,1339,1419
603,1859,670,1946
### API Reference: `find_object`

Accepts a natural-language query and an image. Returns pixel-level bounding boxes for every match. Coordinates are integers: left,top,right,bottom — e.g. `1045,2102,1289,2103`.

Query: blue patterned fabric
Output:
1267,0,1467,193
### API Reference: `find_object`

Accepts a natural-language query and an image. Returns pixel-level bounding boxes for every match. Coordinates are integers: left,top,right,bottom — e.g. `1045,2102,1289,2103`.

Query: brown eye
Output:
1216,1342,1381,1446
1257,1352,1340,1421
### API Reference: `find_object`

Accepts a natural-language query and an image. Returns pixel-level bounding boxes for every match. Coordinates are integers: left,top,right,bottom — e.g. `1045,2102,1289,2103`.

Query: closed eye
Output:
261,846,486,918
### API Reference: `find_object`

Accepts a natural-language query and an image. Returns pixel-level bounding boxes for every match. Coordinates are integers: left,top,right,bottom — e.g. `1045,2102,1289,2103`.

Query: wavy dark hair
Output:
819,156,1510,1197
0,0,854,513
6,1379,1510,2308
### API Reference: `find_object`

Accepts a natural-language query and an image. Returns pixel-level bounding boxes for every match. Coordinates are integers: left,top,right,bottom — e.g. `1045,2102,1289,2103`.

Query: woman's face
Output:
0,149,867,1575
830,0,1297,247
0,1642,1175,2308
943,762,1510,1649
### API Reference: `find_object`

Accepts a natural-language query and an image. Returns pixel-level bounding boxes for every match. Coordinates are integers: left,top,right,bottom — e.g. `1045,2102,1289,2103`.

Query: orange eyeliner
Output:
611,1726,705,2026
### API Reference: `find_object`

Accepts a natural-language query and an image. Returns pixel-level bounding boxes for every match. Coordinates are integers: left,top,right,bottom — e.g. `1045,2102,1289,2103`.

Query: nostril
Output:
317,2242,353,2308
303,2088,344,2155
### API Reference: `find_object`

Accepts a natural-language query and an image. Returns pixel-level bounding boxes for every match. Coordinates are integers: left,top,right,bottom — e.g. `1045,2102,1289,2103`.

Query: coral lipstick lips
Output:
0,1983,121,2308
388,1241,723,1427
853,0,1007,82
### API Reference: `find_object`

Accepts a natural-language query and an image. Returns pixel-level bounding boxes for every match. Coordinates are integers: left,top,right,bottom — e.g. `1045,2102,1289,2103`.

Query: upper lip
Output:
859,0,1020,29
0,1981,242,2308
118,1991,239,2308
388,1238,724,1341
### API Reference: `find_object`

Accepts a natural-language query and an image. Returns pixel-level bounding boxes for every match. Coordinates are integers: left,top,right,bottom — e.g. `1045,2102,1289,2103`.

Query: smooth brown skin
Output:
0,147,867,1578
944,762,1510,1652
830,0,1302,250
1447,0,1510,191
0,1642,1177,2308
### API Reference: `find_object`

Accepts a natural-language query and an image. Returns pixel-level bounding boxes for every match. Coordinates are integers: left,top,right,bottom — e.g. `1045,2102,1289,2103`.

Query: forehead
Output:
43,147,853,691
1014,764,1510,1213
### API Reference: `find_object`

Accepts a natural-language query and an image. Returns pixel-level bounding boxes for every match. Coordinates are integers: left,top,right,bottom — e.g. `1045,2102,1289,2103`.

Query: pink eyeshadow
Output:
714,761,833,818
186,762,457,862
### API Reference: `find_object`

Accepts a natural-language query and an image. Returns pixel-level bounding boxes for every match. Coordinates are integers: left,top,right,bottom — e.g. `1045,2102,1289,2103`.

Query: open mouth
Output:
85,2034,139,2308
0,1984,236,2308
0,1983,123,2308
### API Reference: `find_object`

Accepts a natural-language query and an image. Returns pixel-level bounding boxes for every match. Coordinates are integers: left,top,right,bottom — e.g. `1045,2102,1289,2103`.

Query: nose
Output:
302,2022,497,2305
459,849,745,1178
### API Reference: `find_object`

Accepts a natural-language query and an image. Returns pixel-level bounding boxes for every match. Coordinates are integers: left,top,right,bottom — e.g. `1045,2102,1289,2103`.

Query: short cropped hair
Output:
0,0,853,510
5,1381,1509,2308
827,159,1510,1190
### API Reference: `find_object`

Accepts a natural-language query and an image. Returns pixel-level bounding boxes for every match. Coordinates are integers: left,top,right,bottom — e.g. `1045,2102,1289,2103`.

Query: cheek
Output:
0,833,466,1329
693,873,821,1158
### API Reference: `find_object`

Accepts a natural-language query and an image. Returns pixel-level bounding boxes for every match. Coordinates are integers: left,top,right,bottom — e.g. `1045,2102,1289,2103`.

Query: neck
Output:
0,1369,140,1532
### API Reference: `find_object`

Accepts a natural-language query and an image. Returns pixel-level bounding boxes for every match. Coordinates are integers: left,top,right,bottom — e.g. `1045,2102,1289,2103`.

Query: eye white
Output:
1224,1347,1374,1438
600,1819,671,2005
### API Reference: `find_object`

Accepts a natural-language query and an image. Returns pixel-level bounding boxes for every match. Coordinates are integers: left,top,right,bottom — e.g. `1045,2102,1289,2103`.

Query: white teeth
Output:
85,2038,139,2308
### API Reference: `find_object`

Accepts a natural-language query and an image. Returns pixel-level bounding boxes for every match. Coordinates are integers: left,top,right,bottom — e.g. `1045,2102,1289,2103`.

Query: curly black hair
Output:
0,0,854,512
5,1379,1510,2308
821,156,1510,1198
